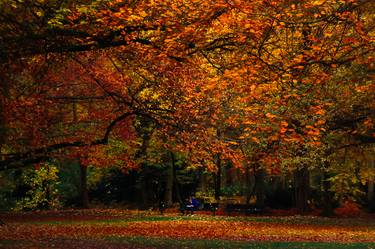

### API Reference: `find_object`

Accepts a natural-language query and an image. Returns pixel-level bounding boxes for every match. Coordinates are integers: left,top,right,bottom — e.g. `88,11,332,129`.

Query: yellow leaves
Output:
139,10,148,18
305,125,321,138
251,136,260,143
324,31,333,38
227,141,238,145
312,0,326,5
280,121,288,127
268,134,279,142
292,54,305,64
273,48,284,57
363,118,373,128
265,113,277,119
3,211,374,244
294,31,302,38
207,127,216,136
35,10,44,17
296,13,304,18
243,120,256,125
244,23,252,29
355,84,374,93
315,109,325,115
284,135,302,143
310,45,322,51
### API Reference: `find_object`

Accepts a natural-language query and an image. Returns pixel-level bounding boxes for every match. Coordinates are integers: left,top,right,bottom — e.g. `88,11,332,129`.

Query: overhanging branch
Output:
0,111,139,171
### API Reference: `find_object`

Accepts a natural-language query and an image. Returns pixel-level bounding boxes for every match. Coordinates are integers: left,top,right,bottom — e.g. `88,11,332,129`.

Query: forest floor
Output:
0,209,374,248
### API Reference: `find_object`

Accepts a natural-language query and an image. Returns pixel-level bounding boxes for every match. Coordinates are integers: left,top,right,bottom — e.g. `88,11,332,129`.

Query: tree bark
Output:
141,176,149,208
368,155,375,211
369,181,374,202
163,152,174,206
0,66,9,162
171,152,182,204
245,166,252,204
79,161,89,208
254,168,265,208
294,167,311,213
214,154,222,201
321,171,334,216
198,170,208,194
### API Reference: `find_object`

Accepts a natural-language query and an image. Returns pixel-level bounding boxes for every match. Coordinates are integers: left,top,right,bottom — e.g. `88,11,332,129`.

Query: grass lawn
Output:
107,236,375,249
0,210,374,248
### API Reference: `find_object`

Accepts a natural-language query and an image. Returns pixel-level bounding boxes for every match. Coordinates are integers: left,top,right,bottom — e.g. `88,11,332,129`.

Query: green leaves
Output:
14,163,61,211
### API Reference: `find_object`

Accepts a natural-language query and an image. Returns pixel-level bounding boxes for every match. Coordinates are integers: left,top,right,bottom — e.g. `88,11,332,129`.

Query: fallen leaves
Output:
1,211,374,246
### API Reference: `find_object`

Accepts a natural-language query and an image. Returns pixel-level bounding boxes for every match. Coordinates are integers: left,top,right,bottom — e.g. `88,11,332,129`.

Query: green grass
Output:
0,239,27,248
107,236,375,249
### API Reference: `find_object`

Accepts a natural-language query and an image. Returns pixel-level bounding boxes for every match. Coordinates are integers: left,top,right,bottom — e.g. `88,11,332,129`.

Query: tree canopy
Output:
0,0,374,206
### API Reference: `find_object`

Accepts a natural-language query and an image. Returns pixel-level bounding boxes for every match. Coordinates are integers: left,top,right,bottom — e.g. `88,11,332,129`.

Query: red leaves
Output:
1,211,374,244
334,200,361,218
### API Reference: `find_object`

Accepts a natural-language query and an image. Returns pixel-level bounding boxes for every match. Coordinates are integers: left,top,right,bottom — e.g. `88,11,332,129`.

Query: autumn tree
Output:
0,0,373,212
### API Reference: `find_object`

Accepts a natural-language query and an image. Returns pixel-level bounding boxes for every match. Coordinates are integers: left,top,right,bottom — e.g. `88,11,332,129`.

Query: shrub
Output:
14,163,61,211
334,199,361,218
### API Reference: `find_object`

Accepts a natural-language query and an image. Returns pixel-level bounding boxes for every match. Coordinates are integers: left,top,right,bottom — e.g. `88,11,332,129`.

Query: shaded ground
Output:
0,209,374,248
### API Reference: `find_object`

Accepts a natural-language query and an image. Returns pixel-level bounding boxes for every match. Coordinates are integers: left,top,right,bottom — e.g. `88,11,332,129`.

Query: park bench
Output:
158,201,166,214
202,202,219,215
179,201,197,215
179,200,219,215
225,204,263,215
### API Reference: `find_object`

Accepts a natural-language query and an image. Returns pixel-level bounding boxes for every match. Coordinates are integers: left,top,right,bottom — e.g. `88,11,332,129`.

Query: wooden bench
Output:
202,203,219,215
179,201,219,215
179,202,196,215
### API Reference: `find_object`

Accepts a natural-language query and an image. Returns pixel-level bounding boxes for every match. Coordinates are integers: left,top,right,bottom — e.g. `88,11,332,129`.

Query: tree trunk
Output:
163,152,174,206
141,177,149,208
321,172,334,216
254,168,265,208
214,154,221,201
294,167,310,213
198,170,208,194
171,152,182,204
79,161,89,208
0,67,9,163
369,181,374,202
0,102,5,159
245,166,252,204
368,156,375,211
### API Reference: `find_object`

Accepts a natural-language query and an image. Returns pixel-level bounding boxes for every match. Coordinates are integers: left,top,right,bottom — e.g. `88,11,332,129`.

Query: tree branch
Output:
0,111,138,171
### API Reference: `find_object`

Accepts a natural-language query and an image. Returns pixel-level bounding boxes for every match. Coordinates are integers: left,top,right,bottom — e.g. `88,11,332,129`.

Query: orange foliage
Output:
334,200,362,218
0,212,374,244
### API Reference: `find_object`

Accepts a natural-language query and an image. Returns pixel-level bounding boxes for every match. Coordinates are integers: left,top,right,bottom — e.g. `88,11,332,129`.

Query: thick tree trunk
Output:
0,68,9,162
171,152,182,204
369,181,374,202
368,156,375,211
321,172,334,216
294,167,310,213
140,177,149,208
163,152,174,206
198,170,208,194
79,162,89,208
254,168,265,208
369,180,375,212
245,166,252,204
0,103,4,157
214,154,222,201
